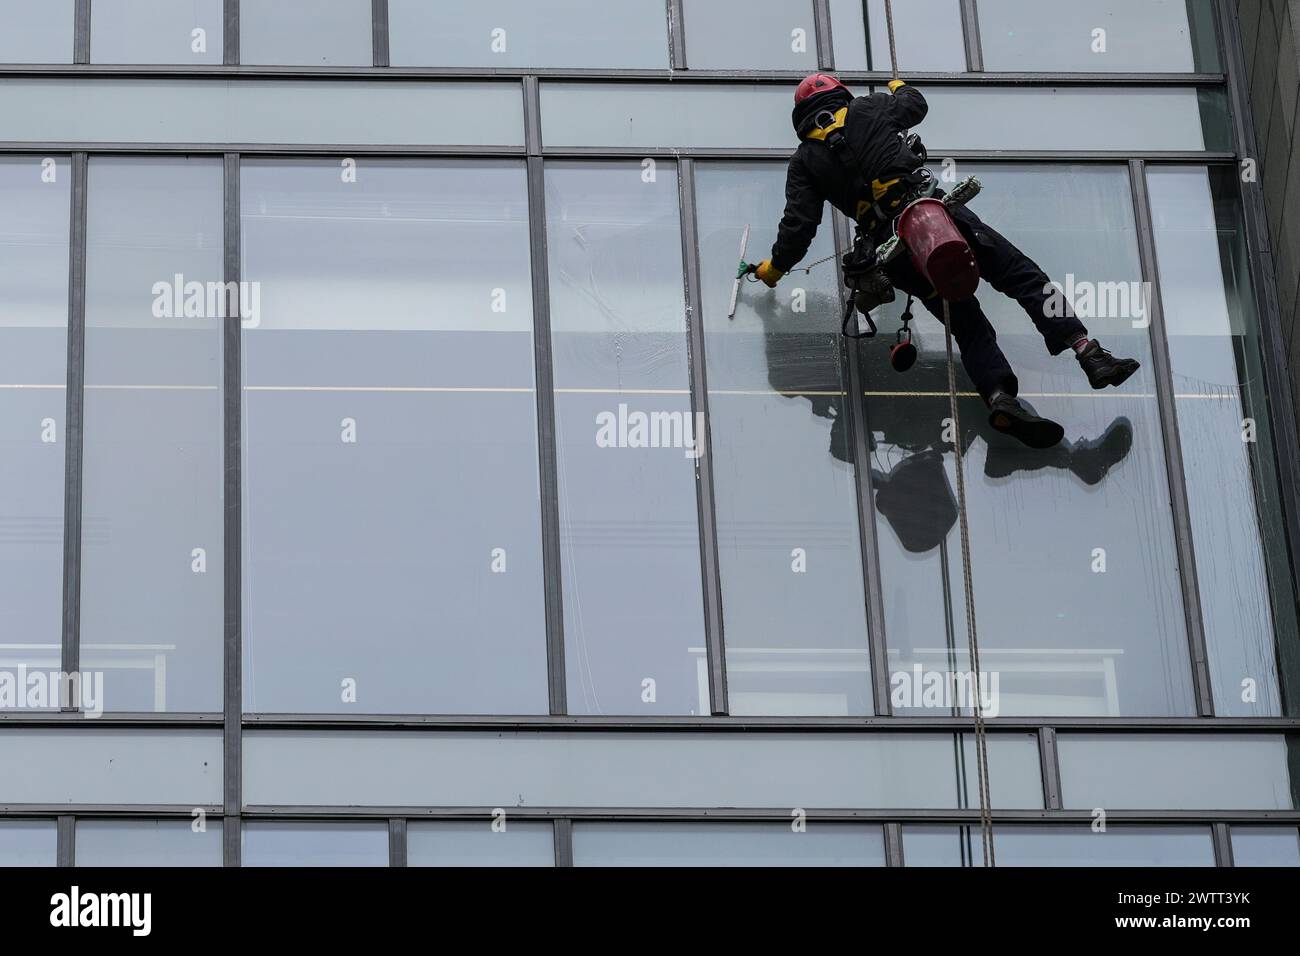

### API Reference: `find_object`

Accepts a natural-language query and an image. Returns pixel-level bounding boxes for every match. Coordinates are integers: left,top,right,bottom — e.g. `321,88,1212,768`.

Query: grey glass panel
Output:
240,159,546,715
76,820,222,867
545,162,705,715
242,822,388,867
0,821,56,867
0,156,69,692
1147,166,1297,717
389,0,668,69
540,83,791,150
695,163,871,715
573,822,886,866
243,730,1043,809
240,0,372,66
903,825,1215,867
0,79,525,147
683,0,817,70
90,0,223,64
917,87,1231,152
82,157,223,713
830,0,966,72
1058,734,1298,810
1231,827,1300,866
866,165,1191,717
407,821,554,867
978,0,1221,73
0,0,74,63
0,730,221,804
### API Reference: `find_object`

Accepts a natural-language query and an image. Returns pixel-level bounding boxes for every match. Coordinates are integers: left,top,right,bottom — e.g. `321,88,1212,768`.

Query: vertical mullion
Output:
371,0,390,68
677,158,728,716
960,0,983,72
1128,158,1214,717
61,152,87,698
1037,727,1062,809
1211,822,1234,867
834,212,891,715
553,819,574,867
57,816,75,867
388,818,407,867
223,0,239,66
884,822,904,867
74,0,90,64
524,78,567,715
667,0,686,70
812,0,834,70
222,153,242,866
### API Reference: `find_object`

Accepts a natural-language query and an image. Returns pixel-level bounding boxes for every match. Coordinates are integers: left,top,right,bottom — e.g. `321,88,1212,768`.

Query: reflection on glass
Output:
1058,734,1298,810
407,821,554,866
241,160,546,715
573,822,886,866
389,0,668,69
82,158,223,713
545,162,705,715
683,0,817,70
240,0,373,65
1147,166,1298,717
865,165,1191,717
829,0,966,72
0,0,74,63
0,821,56,867
978,0,1220,72
695,163,871,715
90,0,223,64
0,157,69,691
76,820,222,866
242,822,388,866
1231,826,1300,866
903,825,1215,866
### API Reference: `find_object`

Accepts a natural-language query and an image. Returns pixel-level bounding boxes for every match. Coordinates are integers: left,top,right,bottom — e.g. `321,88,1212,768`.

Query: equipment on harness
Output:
897,197,980,301
889,295,917,372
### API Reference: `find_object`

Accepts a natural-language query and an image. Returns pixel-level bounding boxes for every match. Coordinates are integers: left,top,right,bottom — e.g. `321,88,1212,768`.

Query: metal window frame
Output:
222,151,242,866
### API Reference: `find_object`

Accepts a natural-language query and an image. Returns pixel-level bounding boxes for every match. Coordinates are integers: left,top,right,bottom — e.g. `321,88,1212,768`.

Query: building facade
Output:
0,0,1298,866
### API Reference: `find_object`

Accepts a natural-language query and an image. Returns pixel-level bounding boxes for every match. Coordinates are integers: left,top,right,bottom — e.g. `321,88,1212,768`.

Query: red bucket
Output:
897,198,980,301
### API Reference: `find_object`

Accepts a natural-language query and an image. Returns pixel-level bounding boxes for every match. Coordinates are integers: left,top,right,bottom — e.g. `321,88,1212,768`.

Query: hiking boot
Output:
987,393,1064,449
1077,339,1140,390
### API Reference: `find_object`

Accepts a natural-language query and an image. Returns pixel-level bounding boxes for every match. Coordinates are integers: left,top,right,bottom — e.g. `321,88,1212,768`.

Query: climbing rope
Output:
880,0,996,867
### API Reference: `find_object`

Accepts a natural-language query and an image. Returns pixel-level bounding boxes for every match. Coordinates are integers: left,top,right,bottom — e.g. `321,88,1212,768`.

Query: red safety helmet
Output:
794,73,848,104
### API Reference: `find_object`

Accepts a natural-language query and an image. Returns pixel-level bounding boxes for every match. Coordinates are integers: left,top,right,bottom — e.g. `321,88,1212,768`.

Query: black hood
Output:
792,88,852,139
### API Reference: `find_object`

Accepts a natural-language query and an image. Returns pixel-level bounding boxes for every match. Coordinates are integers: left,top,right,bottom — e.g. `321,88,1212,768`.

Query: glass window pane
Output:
866,165,1191,717
242,822,388,866
695,162,871,715
0,730,221,804
830,0,966,72
1058,734,1298,810
389,0,668,69
0,156,70,691
903,825,1215,867
240,0,372,66
573,822,886,866
1147,166,1298,717
407,821,554,866
978,0,1221,73
545,162,706,716
0,820,56,867
90,0,224,64
540,83,791,150
0,78,525,147
1231,826,1300,866
82,157,223,713
683,0,817,70
916,87,1231,152
240,159,546,715
0,0,74,63
76,819,222,866
243,730,1043,809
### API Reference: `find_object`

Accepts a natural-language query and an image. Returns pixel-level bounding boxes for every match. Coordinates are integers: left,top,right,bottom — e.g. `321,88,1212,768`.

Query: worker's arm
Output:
886,78,927,128
758,155,825,286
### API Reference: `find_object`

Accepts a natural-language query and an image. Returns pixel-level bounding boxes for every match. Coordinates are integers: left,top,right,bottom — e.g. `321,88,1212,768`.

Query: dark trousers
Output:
876,203,1088,402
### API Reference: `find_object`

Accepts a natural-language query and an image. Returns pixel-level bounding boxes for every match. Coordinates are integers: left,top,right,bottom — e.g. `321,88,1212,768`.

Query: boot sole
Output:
1089,360,1140,390
989,410,1065,449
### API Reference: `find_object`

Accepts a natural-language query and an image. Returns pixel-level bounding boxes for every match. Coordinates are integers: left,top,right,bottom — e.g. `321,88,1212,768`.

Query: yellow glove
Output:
755,260,784,288
888,78,907,93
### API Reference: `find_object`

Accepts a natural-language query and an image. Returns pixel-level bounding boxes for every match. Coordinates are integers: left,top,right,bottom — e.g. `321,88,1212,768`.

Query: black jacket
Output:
770,85,928,272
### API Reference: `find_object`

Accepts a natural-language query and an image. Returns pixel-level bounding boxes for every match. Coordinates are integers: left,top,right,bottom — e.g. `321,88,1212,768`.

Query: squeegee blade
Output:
727,224,751,319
